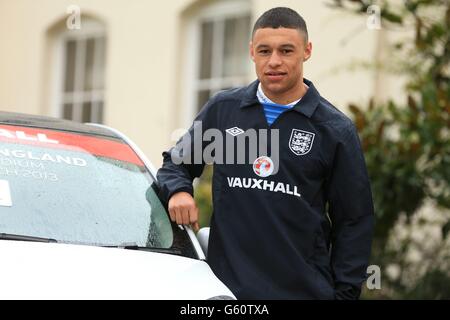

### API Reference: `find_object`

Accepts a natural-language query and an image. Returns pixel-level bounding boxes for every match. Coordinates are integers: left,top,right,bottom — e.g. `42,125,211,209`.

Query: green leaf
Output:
382,11,403,24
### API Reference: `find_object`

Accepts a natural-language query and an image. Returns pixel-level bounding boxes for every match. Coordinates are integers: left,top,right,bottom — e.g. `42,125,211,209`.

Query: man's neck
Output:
261,80,308,105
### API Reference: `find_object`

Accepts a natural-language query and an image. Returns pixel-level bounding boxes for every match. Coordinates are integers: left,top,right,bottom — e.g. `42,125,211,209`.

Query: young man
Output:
157,7,374,299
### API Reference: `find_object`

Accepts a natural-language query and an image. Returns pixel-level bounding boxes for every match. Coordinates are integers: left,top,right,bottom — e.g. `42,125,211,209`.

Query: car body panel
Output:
0,240,233,300
0,111,118,139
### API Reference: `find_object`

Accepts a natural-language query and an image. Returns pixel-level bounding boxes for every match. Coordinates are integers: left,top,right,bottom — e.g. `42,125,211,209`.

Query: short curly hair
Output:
252,7,308,43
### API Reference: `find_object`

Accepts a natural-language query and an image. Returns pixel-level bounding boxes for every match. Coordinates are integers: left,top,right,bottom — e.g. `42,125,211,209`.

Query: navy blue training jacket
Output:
157,79,375,300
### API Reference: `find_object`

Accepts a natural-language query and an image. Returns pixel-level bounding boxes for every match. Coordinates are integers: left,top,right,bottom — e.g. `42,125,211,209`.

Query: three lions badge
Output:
289,129,315,156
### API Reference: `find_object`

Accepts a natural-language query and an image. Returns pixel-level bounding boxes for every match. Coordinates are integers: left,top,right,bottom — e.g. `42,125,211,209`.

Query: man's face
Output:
250,27,312,98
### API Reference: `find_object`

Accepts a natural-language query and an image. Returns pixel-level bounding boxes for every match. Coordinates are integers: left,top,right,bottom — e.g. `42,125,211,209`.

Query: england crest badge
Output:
289,129,315,156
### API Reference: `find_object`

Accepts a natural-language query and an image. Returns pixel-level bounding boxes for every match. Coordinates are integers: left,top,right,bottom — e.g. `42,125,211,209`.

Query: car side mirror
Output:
196,227,210,258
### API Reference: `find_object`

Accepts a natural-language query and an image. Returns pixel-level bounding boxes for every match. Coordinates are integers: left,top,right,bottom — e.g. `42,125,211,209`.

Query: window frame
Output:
52,19,106,124
181,0,252,128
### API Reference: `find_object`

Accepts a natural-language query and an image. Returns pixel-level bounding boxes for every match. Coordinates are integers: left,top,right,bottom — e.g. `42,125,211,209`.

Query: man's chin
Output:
261,83,287,95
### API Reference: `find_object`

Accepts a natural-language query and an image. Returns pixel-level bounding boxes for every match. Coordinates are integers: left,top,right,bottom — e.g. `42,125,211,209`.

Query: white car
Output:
0,111,234,300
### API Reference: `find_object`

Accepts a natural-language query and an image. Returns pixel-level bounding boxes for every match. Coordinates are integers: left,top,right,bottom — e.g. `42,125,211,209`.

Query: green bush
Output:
332,0,450,299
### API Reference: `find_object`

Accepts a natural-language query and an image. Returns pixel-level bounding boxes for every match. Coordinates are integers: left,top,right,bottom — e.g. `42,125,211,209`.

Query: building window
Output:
196,14,251,111
184,1,251,115
59,20,106,123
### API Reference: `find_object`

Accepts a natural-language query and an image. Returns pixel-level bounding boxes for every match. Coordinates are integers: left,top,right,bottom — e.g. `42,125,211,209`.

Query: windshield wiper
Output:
104,243,184,257
0,233,58,243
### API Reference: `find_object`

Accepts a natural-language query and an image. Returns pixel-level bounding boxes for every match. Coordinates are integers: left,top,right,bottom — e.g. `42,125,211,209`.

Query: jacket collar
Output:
239,78,320,118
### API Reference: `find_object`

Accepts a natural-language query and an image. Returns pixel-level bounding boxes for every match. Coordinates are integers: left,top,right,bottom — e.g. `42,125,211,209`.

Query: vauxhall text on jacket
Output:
157,79,375,300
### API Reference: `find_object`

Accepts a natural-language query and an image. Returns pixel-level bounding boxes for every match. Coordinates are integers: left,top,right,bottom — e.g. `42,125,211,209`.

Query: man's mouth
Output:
265,71,287,76
265,71,287,81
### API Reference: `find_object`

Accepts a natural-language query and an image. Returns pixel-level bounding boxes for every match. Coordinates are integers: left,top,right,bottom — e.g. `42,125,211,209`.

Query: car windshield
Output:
0,124,176,251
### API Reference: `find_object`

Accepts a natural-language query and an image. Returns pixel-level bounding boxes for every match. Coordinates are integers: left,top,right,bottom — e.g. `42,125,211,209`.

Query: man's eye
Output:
258,50,270,55
282,49,293,54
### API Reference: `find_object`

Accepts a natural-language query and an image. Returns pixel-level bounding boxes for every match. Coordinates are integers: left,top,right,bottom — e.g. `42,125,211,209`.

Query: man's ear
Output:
249,41,255,62
303,42,312,62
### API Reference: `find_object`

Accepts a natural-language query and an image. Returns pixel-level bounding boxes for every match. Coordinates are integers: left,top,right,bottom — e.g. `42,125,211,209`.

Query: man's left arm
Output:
325,123,375,300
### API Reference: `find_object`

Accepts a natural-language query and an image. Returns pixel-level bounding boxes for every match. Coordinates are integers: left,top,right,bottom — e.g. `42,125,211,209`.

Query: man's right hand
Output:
168,192,200,232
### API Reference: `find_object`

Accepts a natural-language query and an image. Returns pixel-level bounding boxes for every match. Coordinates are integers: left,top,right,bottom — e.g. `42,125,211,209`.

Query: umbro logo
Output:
225,127,245,136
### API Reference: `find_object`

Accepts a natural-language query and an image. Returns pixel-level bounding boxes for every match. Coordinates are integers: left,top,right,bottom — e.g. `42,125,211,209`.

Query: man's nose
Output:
268,52,282,67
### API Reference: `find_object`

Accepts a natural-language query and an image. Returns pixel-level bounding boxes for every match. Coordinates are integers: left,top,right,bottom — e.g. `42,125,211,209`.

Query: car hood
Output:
0,240,235,300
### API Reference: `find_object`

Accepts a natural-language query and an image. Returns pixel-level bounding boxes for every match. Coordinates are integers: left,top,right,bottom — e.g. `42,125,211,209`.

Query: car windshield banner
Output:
0,124,144,166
